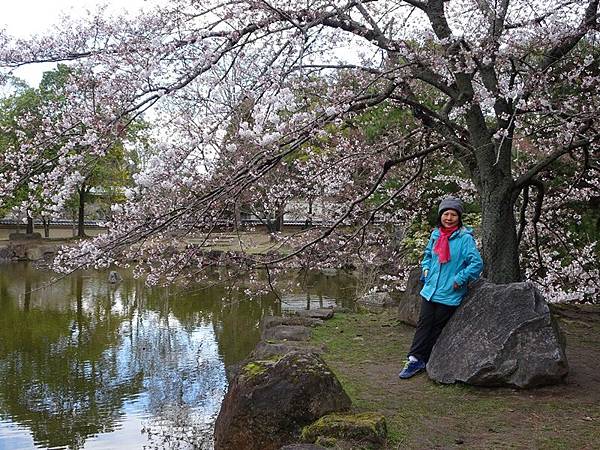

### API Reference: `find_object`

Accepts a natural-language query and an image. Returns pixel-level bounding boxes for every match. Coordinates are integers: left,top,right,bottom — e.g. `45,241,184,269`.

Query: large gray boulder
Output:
427,280,568,388
214,351,351,450
397,267,423,326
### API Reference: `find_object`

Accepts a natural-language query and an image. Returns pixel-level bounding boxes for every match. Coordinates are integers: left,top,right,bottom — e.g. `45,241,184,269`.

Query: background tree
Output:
0,78,48,234
1,65,141,237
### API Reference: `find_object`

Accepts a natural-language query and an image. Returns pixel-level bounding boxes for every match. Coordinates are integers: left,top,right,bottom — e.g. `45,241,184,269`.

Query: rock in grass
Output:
301,412,387,447
261,315,323,330
251,341,326,360
427,280,568,389
214,352,351,450
295,308,335,320
263,325,312,341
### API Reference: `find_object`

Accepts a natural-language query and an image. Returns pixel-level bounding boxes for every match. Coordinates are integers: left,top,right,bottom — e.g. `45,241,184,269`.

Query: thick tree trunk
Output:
78,185,87,238
462,106,521,284
479,182,521,284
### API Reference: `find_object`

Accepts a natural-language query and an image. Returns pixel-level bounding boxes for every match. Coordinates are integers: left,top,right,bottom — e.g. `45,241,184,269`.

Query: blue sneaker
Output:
399,359,426,379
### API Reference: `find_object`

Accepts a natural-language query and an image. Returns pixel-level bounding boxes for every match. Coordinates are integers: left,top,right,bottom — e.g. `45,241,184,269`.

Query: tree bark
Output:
479,182,521,284
26,215,34,234
462,105,521,284
275,204,285,232
41,217,51,238
77,185,87,238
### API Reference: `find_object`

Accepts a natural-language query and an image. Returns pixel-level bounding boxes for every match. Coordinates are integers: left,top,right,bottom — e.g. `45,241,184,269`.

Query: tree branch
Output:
514,136,599,191
541,0,599,71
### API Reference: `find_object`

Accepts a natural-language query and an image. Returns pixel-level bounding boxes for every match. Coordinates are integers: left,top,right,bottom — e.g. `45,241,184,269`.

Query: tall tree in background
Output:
1,65,138,237
0,77,47,234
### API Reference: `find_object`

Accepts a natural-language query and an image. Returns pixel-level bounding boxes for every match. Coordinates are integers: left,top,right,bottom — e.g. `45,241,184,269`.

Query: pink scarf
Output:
434,226,458,264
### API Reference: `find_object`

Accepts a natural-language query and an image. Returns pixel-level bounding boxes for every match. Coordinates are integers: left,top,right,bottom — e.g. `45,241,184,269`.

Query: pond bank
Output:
308,307,600,449
0,232,287,262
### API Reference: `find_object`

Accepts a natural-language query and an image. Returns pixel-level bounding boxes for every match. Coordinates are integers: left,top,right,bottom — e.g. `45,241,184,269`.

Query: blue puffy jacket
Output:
420,227,483,306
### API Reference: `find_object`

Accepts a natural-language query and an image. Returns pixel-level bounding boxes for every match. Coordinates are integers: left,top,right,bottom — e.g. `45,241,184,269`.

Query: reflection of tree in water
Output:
0,268,143,450
147,268,357,369
140,275,280,369
113,277,228,450
0,267,230,449
142,403,215,450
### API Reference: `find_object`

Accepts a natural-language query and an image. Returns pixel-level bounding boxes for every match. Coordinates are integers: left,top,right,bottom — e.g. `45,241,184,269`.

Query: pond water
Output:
0,263,356,450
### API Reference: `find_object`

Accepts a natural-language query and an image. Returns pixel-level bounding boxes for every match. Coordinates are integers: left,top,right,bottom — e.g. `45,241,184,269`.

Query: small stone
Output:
108,271,122,284
296,309,335,320
455,439,464,445
263,325,311,342
357,291,398,310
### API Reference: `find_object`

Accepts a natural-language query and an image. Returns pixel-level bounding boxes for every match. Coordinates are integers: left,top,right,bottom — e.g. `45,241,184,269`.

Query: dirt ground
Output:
310,304,600,450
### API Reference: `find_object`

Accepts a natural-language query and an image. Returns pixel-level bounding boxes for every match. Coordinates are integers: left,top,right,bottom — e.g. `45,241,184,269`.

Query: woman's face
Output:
441,209,460,228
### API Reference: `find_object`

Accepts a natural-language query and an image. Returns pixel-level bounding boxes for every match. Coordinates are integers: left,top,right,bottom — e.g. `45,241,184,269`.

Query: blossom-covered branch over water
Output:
0,0,598,301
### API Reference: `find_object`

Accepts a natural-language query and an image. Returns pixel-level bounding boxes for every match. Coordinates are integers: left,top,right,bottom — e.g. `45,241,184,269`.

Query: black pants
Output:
408,297,458,363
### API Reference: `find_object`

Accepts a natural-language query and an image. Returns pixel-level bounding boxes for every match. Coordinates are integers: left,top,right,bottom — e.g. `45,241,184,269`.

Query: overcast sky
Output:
2,0,151,86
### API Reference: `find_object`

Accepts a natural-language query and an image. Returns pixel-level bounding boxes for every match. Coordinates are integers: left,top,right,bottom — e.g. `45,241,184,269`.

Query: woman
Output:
399,196,483,379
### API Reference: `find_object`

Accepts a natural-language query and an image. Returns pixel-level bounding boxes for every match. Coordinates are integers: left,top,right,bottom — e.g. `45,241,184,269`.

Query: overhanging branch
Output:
514,136,600,191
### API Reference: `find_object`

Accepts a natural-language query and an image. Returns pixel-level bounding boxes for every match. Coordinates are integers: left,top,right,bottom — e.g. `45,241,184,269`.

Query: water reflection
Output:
0,263,355,449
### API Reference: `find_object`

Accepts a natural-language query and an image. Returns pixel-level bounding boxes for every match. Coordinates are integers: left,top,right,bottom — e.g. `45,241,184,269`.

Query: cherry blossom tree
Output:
0,0,598,293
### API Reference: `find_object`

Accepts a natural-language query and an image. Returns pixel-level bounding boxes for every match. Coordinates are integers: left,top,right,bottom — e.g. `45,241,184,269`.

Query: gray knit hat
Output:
438,196,464,216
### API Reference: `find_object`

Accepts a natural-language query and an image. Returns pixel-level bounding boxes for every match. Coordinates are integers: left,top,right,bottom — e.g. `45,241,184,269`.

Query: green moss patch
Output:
302,412,387,446
241,354,283,379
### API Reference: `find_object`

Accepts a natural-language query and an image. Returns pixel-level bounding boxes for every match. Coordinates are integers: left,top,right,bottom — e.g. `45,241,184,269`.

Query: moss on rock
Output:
302,412,387,447
241,354,283,379
314,436,338,447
